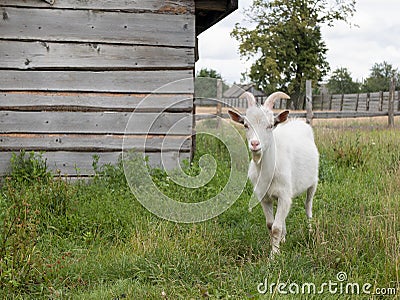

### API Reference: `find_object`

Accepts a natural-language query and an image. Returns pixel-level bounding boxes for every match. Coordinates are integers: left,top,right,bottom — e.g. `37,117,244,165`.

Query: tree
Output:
361,62,400,92
196,68,222,79
195,68,229,99
231,0,356,108
326,67,360,94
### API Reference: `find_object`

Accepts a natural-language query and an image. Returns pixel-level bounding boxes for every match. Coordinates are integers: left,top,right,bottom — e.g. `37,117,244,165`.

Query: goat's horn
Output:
264,92,290,110
240,92,257,107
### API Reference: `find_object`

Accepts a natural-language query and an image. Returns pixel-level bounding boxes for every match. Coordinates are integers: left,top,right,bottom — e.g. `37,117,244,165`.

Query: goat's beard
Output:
251,148,263,164
251,142,274,165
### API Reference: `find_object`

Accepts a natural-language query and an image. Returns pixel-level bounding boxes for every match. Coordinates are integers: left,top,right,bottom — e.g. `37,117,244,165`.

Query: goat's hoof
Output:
307,222,313,233
281,236,286,243
270,246,280,259
269,251,280,260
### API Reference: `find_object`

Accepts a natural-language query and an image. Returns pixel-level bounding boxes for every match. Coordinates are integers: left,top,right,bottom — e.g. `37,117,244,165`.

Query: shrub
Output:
9,150,51,184
332,133,371,169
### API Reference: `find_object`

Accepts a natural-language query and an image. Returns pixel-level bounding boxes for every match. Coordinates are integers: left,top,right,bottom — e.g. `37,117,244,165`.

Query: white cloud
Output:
323,0,400,81
196,0,400,84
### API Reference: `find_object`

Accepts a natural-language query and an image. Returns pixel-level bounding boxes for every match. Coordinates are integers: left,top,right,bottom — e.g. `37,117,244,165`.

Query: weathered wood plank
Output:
342,93,359,98
0,92,193,112
397,91,400,111
358,95,368,112
290,111,390,119
0,41,194,70
312,95,322,109
0,111,193,135
312,94,370,112
0,7,194,47
0,70,194,93
322,98,331,110
388,78,395,127
0,133,191,152
316,111,390,118
200,110,400,121
368,99,380,111
305,80,313,124
369,92,381,98
0,150,191,175
343,99,356,111
0,0,195,13
357,103,367,112
330,99,341,111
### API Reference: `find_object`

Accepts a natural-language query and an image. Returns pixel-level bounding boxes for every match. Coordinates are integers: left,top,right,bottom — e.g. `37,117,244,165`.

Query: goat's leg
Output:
281,222,287,243
305,183,317,232
271,197,291,256
260,198,274,232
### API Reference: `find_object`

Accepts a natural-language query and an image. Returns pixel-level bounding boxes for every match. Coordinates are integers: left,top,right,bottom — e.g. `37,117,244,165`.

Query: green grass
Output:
1,120,399,299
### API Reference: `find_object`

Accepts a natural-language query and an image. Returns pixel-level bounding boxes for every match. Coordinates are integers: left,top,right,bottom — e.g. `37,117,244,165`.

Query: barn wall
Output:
0,0,195,176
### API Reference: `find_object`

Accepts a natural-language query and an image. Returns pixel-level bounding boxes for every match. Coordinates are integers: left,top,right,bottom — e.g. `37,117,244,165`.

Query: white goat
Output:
228,91,319,256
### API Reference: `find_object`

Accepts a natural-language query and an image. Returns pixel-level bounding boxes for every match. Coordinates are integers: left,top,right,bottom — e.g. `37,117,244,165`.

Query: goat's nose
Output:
250,140,260,148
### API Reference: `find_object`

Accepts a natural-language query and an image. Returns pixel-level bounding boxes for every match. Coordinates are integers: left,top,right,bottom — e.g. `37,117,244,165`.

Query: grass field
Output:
1,118,399,299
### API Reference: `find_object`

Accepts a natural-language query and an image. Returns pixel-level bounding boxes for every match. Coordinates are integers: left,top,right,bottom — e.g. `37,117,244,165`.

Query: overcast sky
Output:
196,0,400,85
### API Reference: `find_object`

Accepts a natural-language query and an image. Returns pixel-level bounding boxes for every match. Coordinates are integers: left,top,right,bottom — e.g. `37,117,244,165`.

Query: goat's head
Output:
228,92,290,154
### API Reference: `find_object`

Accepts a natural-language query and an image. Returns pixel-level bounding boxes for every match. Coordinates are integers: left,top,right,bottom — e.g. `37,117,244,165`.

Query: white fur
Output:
229,92,319,257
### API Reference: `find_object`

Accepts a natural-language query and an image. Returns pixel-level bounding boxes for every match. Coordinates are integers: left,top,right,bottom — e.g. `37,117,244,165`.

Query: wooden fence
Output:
197,77,400,127
213,90,400,121
220,91,400,112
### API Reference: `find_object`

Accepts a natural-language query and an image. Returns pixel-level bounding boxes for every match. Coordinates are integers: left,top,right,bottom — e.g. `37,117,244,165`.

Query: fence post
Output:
355,93,360,111
398,90,400,112
216,79,223,128
388,78,395,127
306,80,313,125
320,93,324,111
379,91,384,111
340,93,344,111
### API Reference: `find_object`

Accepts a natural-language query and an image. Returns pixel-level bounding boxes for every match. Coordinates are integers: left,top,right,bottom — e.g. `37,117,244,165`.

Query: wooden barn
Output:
0,0,238,176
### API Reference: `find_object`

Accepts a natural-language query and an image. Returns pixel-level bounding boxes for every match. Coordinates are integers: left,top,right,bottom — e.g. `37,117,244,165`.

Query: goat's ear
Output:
274,110,289,126
228,110,244,124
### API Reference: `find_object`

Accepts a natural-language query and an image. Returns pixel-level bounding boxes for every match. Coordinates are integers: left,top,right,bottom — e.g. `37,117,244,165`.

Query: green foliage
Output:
196,68,222,79
361,61,400,92
0,177,75,294
326,67,360,94
150,133,231,203
0,182,41,292
195,68,229,100
332,133,371,169
92,154,127,188
231,0,356,108
9,150,52,183
318,153,335,183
